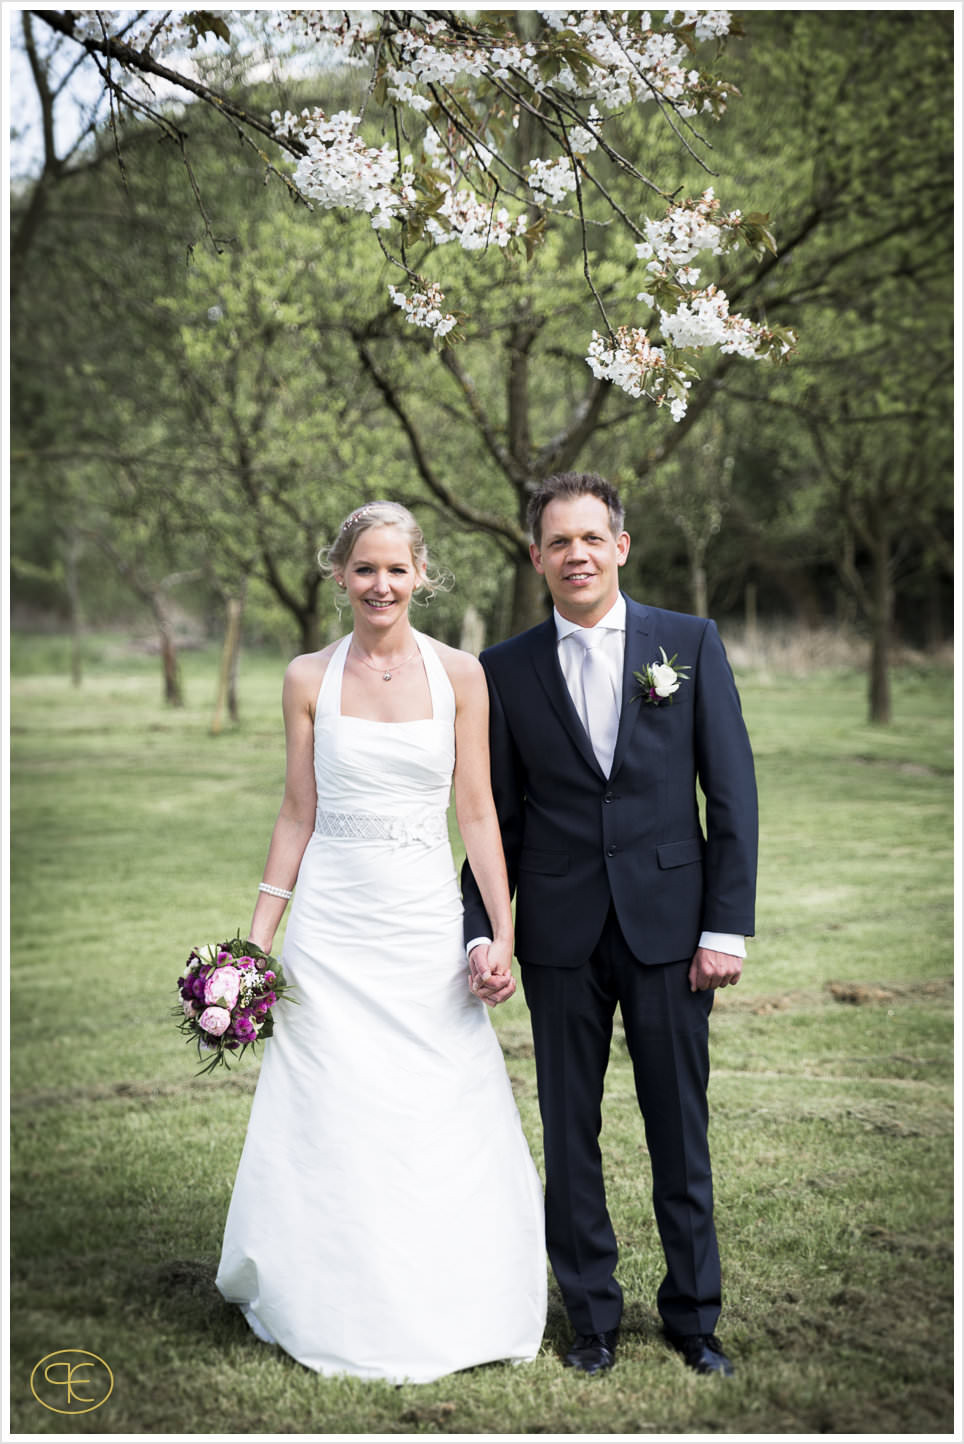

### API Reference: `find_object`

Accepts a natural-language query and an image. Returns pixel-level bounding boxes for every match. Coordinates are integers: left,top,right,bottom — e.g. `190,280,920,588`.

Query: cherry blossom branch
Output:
31,11,307,156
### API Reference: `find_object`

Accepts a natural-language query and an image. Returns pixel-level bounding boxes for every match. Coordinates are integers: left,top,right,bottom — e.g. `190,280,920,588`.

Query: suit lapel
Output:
528,617,603,778
611,595,652,778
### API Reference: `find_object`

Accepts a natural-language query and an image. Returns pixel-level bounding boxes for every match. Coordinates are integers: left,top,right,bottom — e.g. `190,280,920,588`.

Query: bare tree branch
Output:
355,337,526,547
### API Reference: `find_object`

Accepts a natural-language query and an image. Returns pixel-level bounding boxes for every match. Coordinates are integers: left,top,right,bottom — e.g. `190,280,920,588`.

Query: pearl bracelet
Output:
258,882,293,900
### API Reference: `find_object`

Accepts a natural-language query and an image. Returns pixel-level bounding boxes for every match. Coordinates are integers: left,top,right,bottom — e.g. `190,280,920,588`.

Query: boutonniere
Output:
633,647,691,706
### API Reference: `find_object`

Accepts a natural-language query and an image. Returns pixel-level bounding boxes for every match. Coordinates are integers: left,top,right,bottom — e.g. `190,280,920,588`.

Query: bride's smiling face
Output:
337,525,425,626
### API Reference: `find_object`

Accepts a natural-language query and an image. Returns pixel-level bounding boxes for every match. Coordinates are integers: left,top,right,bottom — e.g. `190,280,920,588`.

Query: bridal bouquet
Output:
175,935,294,1075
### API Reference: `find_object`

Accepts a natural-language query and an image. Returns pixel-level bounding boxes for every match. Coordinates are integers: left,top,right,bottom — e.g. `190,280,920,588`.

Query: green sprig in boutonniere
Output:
633,646,691,706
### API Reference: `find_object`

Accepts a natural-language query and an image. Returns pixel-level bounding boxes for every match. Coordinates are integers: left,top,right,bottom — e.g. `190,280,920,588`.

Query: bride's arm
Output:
449,651,516,1005
247,654,321,954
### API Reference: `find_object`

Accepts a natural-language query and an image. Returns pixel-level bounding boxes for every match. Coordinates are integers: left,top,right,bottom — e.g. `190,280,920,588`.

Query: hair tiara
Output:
343,505,379,531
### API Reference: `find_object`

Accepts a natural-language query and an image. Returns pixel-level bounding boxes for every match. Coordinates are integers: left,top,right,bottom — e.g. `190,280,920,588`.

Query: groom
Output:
462,472,757,1377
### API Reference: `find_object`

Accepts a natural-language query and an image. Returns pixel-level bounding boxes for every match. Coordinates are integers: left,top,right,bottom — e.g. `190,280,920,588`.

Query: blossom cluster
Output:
379,10,734,118
68,10,784,405
426,190,528,251
176,937,292,1073
636,188,744,274
388,282,458,340
68,10,186,52
275,10,732,240
278,9,371,62
527,156,580,207
68,8,236,58
278,9,732,122
273,109,414,230
660,285,769,359
540,10,732,115
677,10,734,43
583,187,794,418
587,326,690,423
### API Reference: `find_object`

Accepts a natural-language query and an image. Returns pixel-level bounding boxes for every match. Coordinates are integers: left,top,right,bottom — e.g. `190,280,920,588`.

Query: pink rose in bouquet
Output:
204,965,241,1010
198,1005,232,1036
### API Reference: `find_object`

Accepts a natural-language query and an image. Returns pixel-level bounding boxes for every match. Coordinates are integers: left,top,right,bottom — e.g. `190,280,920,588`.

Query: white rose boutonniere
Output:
633,647,691,706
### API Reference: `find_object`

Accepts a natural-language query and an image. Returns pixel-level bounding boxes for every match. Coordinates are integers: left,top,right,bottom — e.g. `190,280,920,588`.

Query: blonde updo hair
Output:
320,501,450,604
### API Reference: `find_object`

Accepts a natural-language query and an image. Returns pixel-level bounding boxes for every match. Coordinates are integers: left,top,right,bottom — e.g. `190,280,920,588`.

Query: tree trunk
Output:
924,571,945,652
508,550,547,637
868,531,893,724
459,604,486,657
64,530,84,687
689,556,708,619
744,580,759,658
868,616,891,724
227,617,243,723
299,612,322,654
836,530,859,629
153,596,184,706
211,593,244,734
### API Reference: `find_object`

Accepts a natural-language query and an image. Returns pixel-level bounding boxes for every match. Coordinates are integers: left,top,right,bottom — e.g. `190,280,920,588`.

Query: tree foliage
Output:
8,7,955,721
23,8,797,418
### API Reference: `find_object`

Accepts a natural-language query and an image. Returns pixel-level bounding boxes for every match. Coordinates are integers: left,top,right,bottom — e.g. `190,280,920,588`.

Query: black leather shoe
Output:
665,1331,734,1376
563,1329,618,1375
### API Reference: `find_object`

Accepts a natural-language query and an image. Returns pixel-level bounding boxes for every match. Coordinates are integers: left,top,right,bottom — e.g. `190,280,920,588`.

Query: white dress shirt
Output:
467,597,745,962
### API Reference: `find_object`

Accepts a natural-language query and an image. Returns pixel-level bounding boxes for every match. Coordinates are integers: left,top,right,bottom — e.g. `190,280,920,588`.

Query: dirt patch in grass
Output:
826,976,952,1006
712,975,951,1015
10,1072,258,1113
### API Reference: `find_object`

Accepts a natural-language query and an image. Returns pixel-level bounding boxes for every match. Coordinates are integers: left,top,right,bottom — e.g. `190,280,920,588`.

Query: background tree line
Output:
8,8,954,722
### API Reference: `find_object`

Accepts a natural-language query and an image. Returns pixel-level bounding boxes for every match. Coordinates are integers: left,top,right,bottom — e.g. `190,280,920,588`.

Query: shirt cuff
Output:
465,936,492,959
698,931,746,958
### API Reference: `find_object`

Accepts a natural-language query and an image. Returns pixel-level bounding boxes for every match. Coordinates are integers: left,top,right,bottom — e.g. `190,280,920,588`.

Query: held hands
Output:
468,941,516,1007
689,946,742,992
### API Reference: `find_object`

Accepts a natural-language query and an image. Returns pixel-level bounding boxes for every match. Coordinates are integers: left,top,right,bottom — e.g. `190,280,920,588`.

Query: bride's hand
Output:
468,941,516,1007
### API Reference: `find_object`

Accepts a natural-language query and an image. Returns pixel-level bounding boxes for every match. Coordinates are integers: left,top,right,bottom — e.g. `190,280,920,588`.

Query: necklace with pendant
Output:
351,640,420,682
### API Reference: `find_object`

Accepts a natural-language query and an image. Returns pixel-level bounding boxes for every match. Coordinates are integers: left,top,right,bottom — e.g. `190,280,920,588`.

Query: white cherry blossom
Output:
388,283,458,340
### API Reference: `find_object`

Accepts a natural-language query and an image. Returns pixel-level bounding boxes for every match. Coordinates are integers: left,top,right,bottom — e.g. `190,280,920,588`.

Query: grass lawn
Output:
6,635,956,1436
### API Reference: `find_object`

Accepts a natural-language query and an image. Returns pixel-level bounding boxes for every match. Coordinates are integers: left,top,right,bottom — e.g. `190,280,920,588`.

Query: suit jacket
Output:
461,594,758,967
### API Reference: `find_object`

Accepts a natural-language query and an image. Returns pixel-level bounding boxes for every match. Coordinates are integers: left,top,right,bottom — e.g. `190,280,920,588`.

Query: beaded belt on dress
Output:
314,809,448,847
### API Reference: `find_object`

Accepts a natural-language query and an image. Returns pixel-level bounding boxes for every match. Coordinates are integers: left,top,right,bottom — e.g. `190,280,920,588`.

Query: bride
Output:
215,501,547,1383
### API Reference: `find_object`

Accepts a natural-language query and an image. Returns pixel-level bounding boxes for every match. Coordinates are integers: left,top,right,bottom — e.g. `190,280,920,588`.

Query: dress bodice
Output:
313,632,456,832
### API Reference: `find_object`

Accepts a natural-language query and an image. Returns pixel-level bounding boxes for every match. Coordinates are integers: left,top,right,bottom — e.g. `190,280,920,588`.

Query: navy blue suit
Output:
462,595,757,1337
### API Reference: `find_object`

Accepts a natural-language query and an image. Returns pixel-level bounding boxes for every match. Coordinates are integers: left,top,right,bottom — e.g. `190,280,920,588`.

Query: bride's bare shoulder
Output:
284,640,344,704
421,636,485,692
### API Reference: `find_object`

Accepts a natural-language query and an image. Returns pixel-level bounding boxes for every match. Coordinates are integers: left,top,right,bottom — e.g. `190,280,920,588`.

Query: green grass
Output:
7,637,955,1434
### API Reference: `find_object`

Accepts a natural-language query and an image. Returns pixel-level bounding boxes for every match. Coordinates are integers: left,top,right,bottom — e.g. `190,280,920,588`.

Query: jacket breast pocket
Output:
656,837,703,869
519,848,569,876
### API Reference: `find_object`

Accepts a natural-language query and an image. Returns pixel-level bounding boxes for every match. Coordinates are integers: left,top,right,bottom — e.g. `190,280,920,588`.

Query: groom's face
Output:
530,494,630,626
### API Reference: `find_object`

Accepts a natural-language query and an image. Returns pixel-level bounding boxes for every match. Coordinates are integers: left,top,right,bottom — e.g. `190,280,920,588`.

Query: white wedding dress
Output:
216,632,547,1383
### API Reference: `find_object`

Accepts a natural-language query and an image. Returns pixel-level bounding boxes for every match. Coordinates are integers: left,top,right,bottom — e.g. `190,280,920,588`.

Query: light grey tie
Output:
572,628,620,775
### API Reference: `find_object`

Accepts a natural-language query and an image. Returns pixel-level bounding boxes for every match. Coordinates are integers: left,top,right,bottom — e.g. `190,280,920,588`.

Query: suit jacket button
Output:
604,792,614,803
606,845,617,857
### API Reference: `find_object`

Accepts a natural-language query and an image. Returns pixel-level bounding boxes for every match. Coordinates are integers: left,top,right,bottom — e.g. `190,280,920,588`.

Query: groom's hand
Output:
689,947,742,992
468,943,516,1007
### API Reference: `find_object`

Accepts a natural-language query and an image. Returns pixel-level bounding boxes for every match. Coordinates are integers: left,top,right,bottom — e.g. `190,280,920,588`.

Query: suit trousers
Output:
521,906,722,1338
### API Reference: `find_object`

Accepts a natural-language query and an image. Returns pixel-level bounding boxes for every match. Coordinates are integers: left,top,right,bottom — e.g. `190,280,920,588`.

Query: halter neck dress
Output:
216,632,547,1382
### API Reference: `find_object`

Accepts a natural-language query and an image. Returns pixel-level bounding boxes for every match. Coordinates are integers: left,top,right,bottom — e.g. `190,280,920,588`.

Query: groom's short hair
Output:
527,472,626,547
